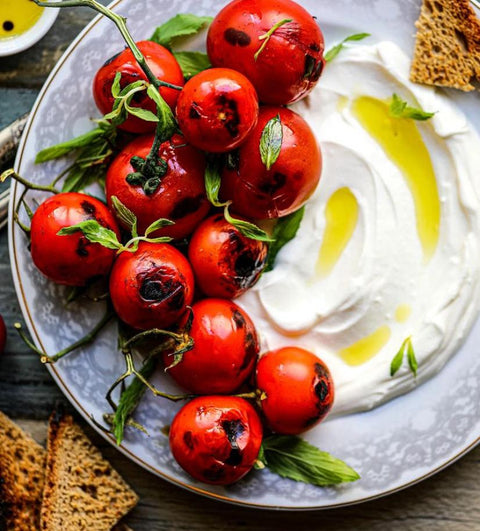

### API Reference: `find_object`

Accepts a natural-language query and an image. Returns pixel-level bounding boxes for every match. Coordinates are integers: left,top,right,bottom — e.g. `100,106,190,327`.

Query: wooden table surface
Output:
1,4,479,530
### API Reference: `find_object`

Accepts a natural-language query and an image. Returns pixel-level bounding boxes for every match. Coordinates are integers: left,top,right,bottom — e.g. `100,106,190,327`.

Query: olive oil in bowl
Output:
0,0,44,40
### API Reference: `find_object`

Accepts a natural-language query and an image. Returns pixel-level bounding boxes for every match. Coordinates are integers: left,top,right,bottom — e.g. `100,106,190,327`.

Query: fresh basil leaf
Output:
58,219,122,250
111,71,122,98
389,93,435,121
407,338,418,377
35,128,106,163
390,337,407,377
265,207,305,272
224,204,274,242
324,32,370,62
150,14,213,49
110,195,138,238
112,356,156,445
61,164,107,194
254,19,292,61
263,435,360,486
146,84,177,141
204,159,226,207
173,51,211,79
144,217,175,236
124,103,159,122
260,114,282,171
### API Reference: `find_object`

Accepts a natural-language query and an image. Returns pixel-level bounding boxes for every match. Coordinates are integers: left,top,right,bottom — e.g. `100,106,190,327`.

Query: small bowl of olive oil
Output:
0,0,59,56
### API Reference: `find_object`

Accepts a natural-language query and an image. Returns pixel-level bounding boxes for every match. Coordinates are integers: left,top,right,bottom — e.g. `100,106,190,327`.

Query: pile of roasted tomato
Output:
10,0,339,486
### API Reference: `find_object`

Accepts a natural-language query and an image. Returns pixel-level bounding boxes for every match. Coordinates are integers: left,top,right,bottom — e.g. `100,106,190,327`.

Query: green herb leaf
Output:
58,219,122,250
262,435,360,486
146,84,177,141
389,93,435,121
390,338,407,377
254,19,292,61
406,338,418,377
204,159,226,208
265,207,305,272
150,14,213,49
110,196,138,238
124,104,159,122
35,128,106,163
224,204,273,242
111,71,122,98
259,114,282,171
144,217,175,236
112,357,156,445
173,51,211,80
324,33,370,62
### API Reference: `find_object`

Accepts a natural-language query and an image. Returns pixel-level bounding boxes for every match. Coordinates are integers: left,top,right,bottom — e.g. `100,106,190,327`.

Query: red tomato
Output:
105,134,210,240
176,68,259,153
164,298,259,394
30,193,120,287
220,106,321,219
0,315,6,355
207,0,325,105
188,214,267,298
169,396,263,484
256,347,334,434
93,41,184,133
109,242,194,330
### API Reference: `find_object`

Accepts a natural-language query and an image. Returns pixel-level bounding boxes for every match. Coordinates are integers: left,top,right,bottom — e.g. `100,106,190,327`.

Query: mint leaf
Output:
58,219,122,250
123,104,159,122
407,338,418,377
259,114,282,171
144,217,175,236
324,33,370,62
35,128,107,163
150,14,213,49
224,204,273,242
389,93,435,121
111,71,122,98
265,207,304,272
112,357,156,445
262,435,360,486
390,338,407,377
146,84,177,141
173,51,211,79
204,159,226,208
110,196,138,238
254,19,292,61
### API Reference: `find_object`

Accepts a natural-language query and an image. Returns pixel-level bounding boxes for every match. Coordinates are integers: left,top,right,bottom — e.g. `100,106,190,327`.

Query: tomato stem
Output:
1,169,60,194
14,307,115,363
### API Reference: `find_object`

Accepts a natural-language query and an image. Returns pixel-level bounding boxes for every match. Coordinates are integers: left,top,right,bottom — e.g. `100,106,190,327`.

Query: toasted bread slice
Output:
410,0,480,91
0,411,46,531
40,412,138,531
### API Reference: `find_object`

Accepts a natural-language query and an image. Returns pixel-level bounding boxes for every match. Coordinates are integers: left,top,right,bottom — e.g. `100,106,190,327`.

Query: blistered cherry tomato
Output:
256,347,334,434
30,193,120,287
164,298,259,394
176,68,259,153
207,0,325,105
109,242,194,330
105,134,210,240
93,41,184,133
0,315,6,355
188,214,267,298
220,106,321,219
169,395,263,484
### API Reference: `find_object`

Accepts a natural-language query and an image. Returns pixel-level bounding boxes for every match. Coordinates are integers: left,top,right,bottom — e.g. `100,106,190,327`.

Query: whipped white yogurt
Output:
237,42,480,416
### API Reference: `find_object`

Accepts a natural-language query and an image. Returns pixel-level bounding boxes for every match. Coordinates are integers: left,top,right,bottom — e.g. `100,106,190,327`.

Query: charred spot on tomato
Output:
217,94,240,138
189,104,201,119
202,464,226,482
259,172,287,196
102,51,122,67
225,149,240,171
304,54,317,79
309,42,321,52
169,195,203,220
234,252,258,281
81,201,97,217
231,309,246,329
313,60,324,81
225,448,242,466
304,413,322,428
244,332,258,358
314,362,329,379
183,431,194,450
222,419,245,449
224,28,251,47
138,271,185,309
76,237,90,258
314,379,329,402
213,214,224,223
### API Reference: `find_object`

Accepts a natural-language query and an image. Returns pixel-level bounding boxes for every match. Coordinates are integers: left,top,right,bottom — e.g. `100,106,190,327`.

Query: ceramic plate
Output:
9,0,480,509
